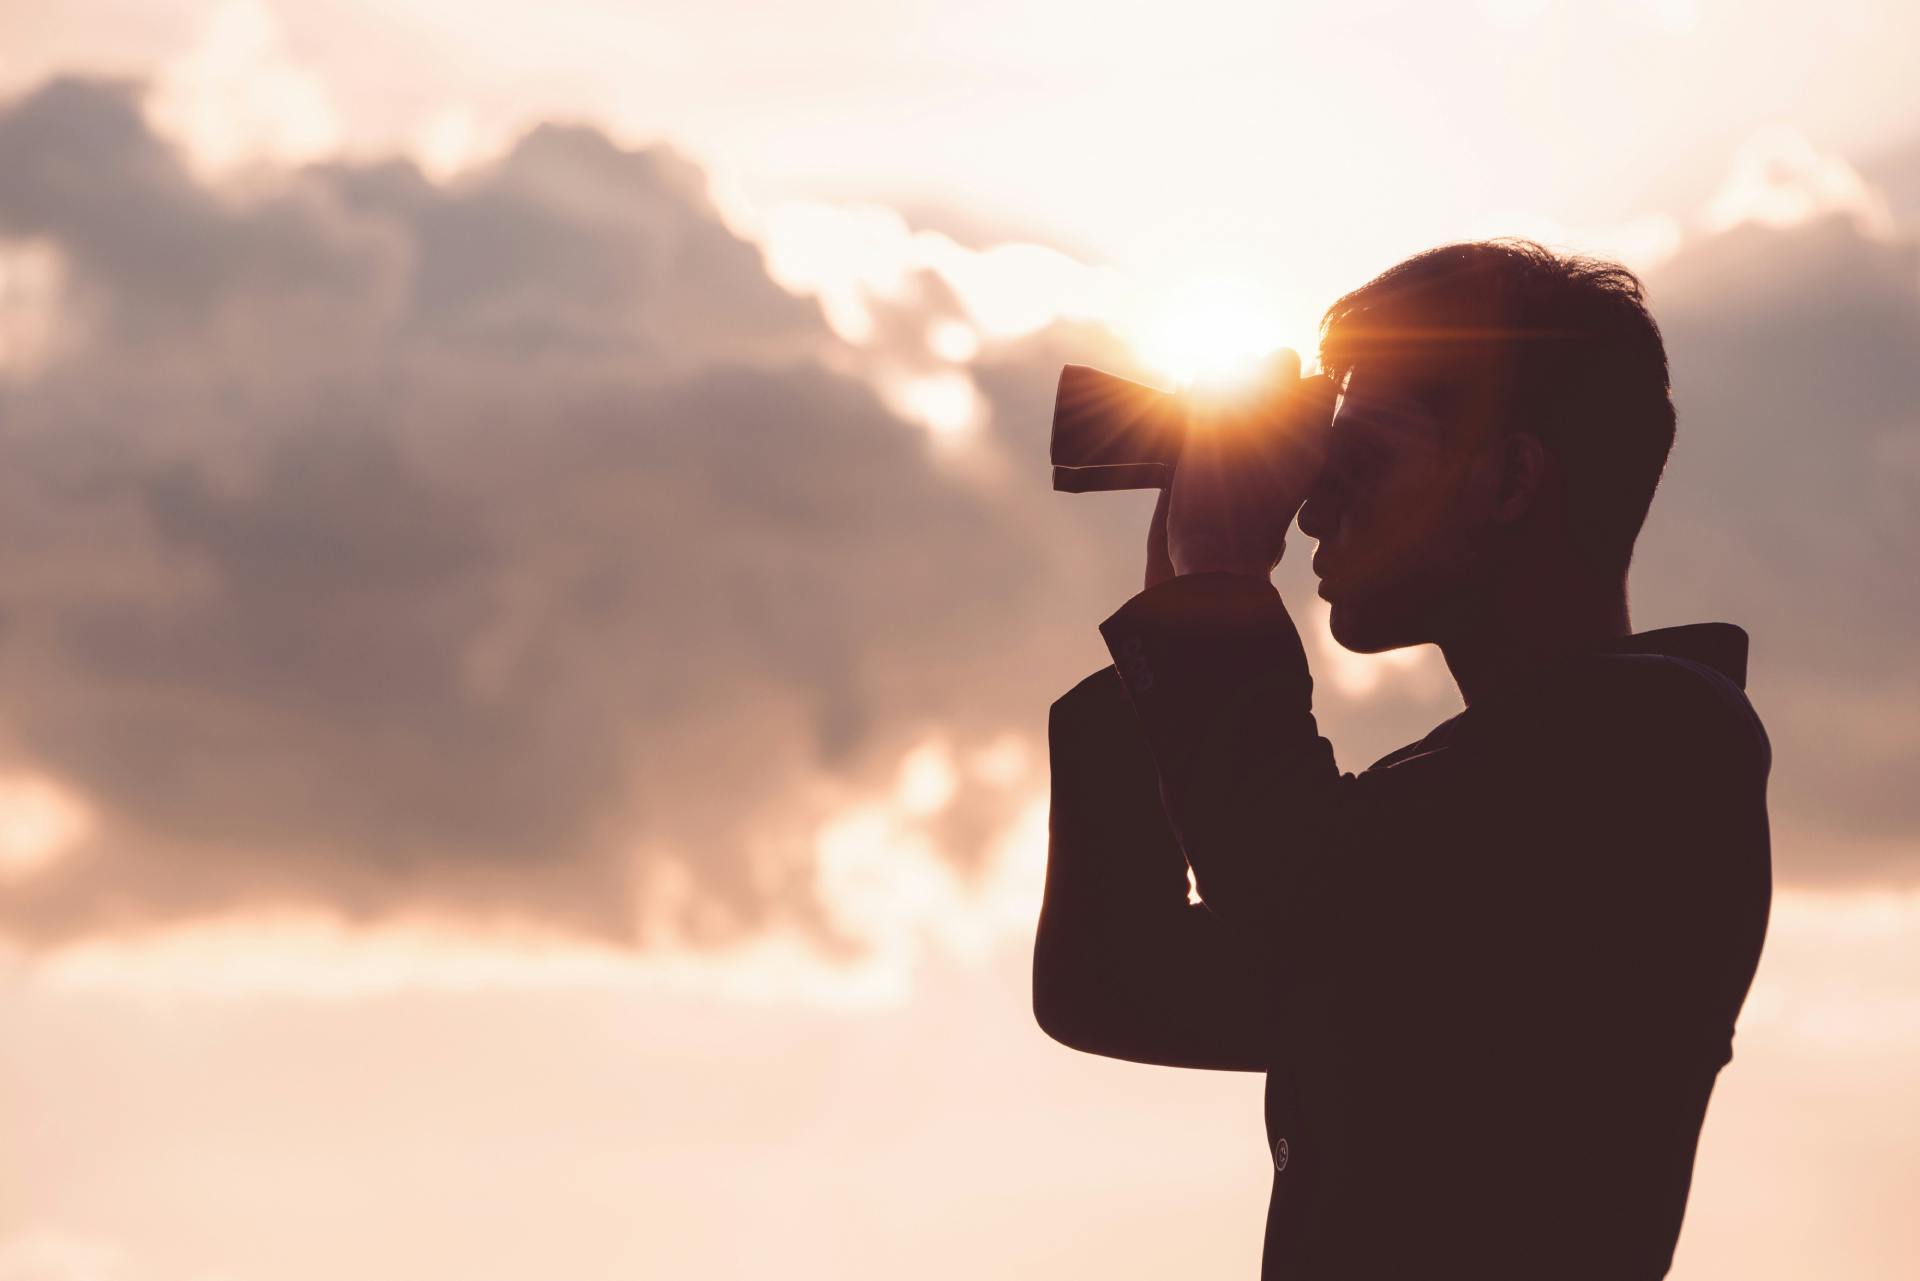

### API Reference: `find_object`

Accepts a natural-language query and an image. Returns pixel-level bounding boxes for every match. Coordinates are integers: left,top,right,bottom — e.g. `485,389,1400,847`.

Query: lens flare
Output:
1126,274,1318,391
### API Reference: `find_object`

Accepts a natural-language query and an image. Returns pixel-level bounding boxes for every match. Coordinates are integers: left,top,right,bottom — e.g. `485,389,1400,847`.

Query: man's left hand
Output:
1167,349,1337,579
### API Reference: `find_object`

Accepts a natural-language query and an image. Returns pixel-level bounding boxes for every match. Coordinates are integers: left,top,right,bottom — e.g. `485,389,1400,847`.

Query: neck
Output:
1438,567,1631,708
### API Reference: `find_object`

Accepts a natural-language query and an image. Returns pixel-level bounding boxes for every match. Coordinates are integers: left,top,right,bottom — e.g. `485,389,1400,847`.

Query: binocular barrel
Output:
1048,365,1187,493
1051,362,1332,493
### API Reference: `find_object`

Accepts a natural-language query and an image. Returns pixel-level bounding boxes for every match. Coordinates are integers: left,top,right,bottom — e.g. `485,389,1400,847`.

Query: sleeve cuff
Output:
1097,572,1314,790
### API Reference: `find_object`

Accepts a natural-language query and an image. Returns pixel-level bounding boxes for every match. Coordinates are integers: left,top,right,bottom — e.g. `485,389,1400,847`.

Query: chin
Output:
1325,600,1373,653
1327,597,1420,655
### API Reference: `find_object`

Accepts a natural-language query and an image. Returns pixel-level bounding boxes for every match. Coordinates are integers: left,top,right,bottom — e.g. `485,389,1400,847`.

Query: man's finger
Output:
1236,364,1332,477
1262,347,1302,392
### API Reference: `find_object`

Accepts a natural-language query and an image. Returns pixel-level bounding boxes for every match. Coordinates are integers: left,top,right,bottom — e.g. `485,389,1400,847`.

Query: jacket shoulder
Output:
1049,664,1131,743
1550,651,1771,779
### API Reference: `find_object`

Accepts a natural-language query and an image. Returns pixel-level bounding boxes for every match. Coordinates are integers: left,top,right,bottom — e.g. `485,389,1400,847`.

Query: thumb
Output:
1261,347,1302,391
1145,482,1175,590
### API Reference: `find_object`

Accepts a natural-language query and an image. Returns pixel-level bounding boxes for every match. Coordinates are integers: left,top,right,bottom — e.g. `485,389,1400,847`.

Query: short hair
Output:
1317,238,1676,576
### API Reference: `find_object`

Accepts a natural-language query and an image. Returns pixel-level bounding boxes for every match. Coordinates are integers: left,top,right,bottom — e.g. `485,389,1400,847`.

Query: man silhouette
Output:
1033,240,1771,1279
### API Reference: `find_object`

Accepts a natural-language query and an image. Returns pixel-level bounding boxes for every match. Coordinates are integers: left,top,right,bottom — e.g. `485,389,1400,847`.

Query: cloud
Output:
1860,133,1920,233
0,77,1913,969
1701,129,1896,240
1640,204,1920,879
0,76,1104,952
148,0,342,176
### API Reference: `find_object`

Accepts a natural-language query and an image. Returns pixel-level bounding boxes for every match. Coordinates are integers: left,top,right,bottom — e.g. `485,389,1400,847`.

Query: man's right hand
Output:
1145,483,1176,591
1141,353,1334,592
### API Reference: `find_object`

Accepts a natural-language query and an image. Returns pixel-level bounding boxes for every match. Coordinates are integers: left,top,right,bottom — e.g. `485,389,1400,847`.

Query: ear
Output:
1490,431,1550,525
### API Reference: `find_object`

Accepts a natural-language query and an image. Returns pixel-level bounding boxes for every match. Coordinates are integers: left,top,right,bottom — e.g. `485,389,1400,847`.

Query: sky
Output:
0,0,1917,1277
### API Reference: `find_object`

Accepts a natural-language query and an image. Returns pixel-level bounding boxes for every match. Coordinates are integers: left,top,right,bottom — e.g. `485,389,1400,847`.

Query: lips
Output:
1310,547,1343,599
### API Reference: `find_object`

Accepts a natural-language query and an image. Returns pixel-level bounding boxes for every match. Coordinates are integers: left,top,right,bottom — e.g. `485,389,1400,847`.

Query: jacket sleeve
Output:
1097,572,1350,952
1032,663,1277,1070
1095,572,1774,1048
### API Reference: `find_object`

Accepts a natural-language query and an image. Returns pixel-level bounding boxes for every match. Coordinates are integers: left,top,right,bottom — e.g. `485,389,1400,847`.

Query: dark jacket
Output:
1034,572,1772,1280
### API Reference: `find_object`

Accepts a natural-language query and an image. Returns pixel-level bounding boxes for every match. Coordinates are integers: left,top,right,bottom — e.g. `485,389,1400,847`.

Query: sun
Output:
1125,274,1322,392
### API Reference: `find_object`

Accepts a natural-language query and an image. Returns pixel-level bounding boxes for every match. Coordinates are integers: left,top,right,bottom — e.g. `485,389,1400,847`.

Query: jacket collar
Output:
1598,622,1749,690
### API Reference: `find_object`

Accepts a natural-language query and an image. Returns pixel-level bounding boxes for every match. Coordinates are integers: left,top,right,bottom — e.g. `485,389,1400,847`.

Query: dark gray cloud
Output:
0,76,1109,948
1861,134,1920,231
0,76,1912,954
1638,214,1920,878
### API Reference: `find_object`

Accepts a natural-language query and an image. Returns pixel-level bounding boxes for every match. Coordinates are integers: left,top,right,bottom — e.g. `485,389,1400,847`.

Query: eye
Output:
1327,434,1379,486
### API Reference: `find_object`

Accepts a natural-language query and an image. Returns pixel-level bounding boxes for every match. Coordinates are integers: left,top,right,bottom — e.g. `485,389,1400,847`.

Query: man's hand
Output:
1164,349,1336,580
1145,483,1177,591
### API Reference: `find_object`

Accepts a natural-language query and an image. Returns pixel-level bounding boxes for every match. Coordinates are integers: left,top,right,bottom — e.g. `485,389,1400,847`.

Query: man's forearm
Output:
1097,572,1342,944
1032,664,1276,1070
1040,665,1196,919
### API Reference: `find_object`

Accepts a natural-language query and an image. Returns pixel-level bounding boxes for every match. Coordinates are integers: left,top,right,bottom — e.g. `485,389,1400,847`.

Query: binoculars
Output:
1049,363,1335,493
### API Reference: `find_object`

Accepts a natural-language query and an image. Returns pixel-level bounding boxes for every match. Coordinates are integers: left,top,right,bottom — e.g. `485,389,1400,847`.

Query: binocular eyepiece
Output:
1049,362,1335,493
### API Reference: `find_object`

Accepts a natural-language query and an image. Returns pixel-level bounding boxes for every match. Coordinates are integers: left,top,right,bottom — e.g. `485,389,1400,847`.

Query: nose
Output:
1297,472,1340,542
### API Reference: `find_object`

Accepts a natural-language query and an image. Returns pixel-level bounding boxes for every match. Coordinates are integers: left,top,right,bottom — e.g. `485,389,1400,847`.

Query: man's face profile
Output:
1298,359,1507,654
